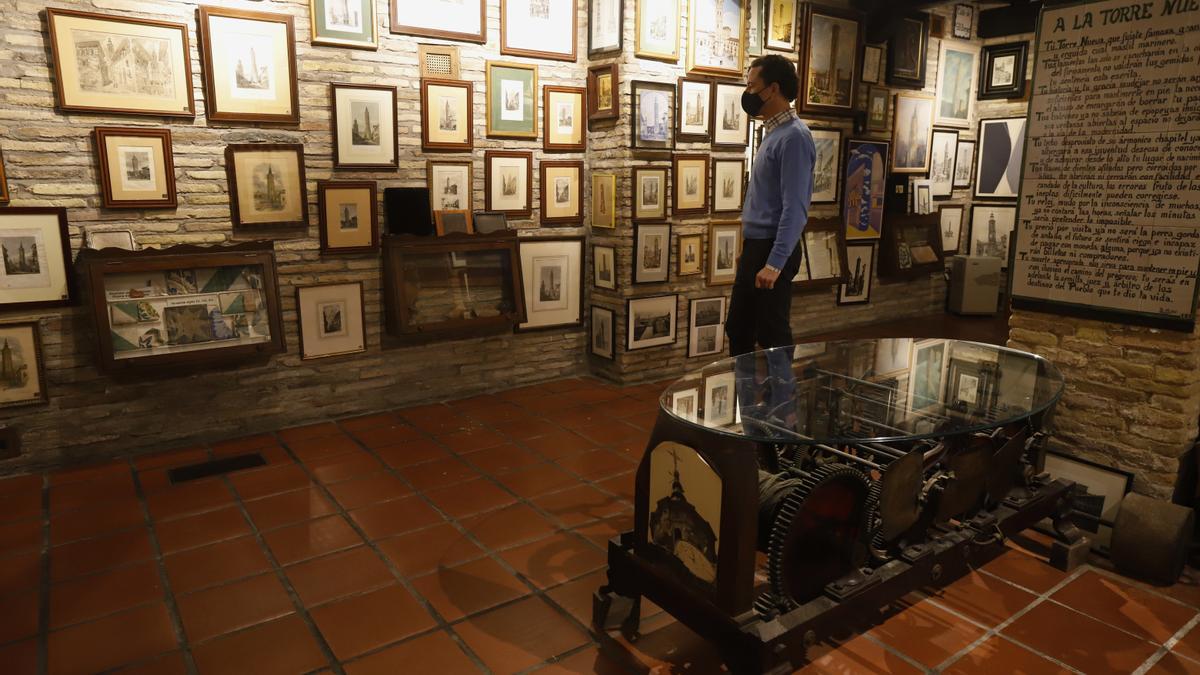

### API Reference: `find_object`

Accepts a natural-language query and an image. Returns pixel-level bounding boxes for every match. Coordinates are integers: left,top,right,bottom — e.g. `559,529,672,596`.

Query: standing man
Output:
726,54,815,357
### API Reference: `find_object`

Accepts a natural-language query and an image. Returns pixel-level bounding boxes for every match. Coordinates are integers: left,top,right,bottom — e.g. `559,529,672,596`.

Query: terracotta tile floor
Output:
3,376,1200,674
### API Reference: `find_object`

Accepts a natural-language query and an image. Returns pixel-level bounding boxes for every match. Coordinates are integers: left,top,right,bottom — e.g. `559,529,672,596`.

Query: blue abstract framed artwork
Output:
842,139,889,241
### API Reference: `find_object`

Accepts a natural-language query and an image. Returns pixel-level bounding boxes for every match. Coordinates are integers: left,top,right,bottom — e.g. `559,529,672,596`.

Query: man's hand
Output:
755,266,781,289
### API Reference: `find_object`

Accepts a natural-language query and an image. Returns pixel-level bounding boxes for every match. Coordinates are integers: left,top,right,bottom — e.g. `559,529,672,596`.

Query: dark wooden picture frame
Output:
979,41,1029,100
594,243,617,290
516,235,586,332
712,82,751,150
633,222,672,284
591,304,617,360
434,209,475,236
0,207,74,311
198,6,300,124
672,153,711,217
500,0,579,62
837,242,875,305
633,166,669,221
0,145,8,204
587,63,620,124
539,160,584,225
0,322,48,409
677,77,714,142
886,11,929,89
707,221,741,286
543,86,587,152
588,0,624,57
330,83,399,170
317,180,379,254
296,281,368,360
225,144,308,238
797,3,863,117
390,0,486,42
711,158,746,215
485,150,534,218
631,80,676,152
420,78,474,152
93,127,177,209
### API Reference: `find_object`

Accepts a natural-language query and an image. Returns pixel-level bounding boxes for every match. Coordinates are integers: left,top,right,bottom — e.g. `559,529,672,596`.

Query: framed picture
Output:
594,244,616,290
944,357,996,413
969,204,1016,265
434,210,474,235
86,229,136,251
589,0,623,56
678,78,714,141
632,81,676,152
627,294,678,351
891,92,934,173
678,234,703,276
225,144,308,236
938,204,964,255
708,221,741,285
634,167,669,220
310,0,377,49
501,0,578,62
798,4,862,116
980,42,1029,100
391,0,485,42
0,146,7,204
810,128,842,204
0,208,73,311
874,338,913,376
953,4,974,39
929,129,958,198
198,6,299,124
297,282,366,360
634,223,671,284
687,0,747,78
47,9,195,117
934,41,979,128
712,159,746,213
671,387,700,422
1043,451,1133,549
473,212,509,234
688,297,726,358
908,339,947,411
518,237,584,330
861,44,882,84
93,127,176,209
544,86,586,152
703,370,736,426
886,12,928,89
954,140,976,189
487,62,538,139
837,242,874,305
802,222,848,285
591,305,616,359
331,83,398,169
421,79,473,151
673,154,710,216
842,139,889,240
636,0,681,61
866,86,889,132
912,179,932,214
713,82,751,149
974,117,1026,200
318,181,379,253
0,322,48,408
746,0,765,57
428,160,473,215
540,161,584,225
591,173,616,229
879,213,942,278
486,151,533,217
766,0,798,51
588,63,620,124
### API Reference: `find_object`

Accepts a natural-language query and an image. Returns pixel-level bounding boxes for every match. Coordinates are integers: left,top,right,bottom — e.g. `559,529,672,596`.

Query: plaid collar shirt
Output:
762,108,799,136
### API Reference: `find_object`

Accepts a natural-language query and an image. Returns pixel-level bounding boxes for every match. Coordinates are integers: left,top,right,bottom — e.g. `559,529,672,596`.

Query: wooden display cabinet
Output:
878,214,945,280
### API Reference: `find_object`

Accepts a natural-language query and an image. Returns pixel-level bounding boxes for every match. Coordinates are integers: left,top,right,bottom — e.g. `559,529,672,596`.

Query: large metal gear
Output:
767,463,874,608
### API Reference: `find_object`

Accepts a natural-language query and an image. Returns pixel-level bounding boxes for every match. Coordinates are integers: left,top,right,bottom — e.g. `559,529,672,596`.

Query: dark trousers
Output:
725,238,803,357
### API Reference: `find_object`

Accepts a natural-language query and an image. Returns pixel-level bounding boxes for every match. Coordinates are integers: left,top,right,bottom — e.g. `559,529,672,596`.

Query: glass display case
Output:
878,213,945,280
78,242,285,373
381,233,525,345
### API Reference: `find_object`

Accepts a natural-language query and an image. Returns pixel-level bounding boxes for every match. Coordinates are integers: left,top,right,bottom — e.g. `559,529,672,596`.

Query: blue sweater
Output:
742,118,816,270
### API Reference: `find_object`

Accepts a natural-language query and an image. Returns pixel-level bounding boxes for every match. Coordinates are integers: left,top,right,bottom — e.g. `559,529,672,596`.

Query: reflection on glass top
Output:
661,339,1065,444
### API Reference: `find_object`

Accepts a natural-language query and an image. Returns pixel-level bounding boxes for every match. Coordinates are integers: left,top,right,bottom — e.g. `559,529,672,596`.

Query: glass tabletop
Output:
660,339,1065,445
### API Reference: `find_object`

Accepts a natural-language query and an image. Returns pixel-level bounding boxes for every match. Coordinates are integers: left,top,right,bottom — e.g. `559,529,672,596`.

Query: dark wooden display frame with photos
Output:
317,181,379,254
225,144,309,239
93,127,177,209
198,6,300,124
797,4,863,117
587,63,620,124
877,214,944,281
886,11,929,89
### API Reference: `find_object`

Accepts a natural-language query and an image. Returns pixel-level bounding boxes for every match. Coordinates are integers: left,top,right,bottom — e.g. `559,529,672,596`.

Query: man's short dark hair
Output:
749,54,799,102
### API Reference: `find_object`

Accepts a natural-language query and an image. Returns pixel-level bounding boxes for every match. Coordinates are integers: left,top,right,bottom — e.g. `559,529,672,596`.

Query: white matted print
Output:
713,82,749,147
712,160,745,213
939,205,964,255
627,294,677,350
708,223,740,285
332,84,397,168
810,128,842,204
688,296,726,358
892,92,934,173
671,388,700,422
519,238,583,329
703,370,736,426
200,8,297,122
929,129,958,198
391,0,485,42
0,209,71,309
502,0,577,61
969,204,1016,264
297,282,366,359
634,223,671,284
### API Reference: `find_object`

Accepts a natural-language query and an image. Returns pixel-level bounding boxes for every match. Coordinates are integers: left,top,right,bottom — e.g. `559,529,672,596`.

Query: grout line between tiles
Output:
856,632,932,673
1130,611,1200,675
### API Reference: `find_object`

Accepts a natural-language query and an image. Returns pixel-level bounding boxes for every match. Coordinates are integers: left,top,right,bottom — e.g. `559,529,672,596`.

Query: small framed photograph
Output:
632,81,676,152
712,159,746,214
225,144,308,236
297,282,366,360
866,86,889,132
85,229,136,251
974,117,1026,200
0,322,48,408
589,0,623,57
861,44,882,84
969,204,1016,266
702,369,736,426
473,211,509,234
0,208,73,311
912,179,933,214
634,223,671,284
93,127,177,209
712,82,751,149
434,209,474,235
843,139,890,240
591,305,616,360
391,0,485,42
810,128,842,204
318,181,379,253
428,160,473,215
541,161,583,225
892,92,934,174
633,167,669,221
544,86,586,152
47,9,195,117
678,234,703,276
518,237,584,330
766,0,798,51
421,79,473,151
198,6,300,124
687,0,746,77
798,4,862,116
487,61,538,139
953,3,974,39
331,83,398,169
593,244,616,290
677,78,713,142
980,42,1029,100
0,146,8,204
929,129,959,198
708,221,741,286
671,387,699,422
688,296,726,358
673,154,710,216
587,63,619,124
485,151,533,217
310,0,378,49
591,173,616,229
501,0,578,62
934,41,979,128
887,12,929,89
626,294,678,351
837,243,874,305
954,140,976,189
635,0,681,62
938,204,964,256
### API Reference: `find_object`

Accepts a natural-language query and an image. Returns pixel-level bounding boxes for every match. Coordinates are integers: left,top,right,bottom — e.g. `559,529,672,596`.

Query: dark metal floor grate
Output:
167,452,266,484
